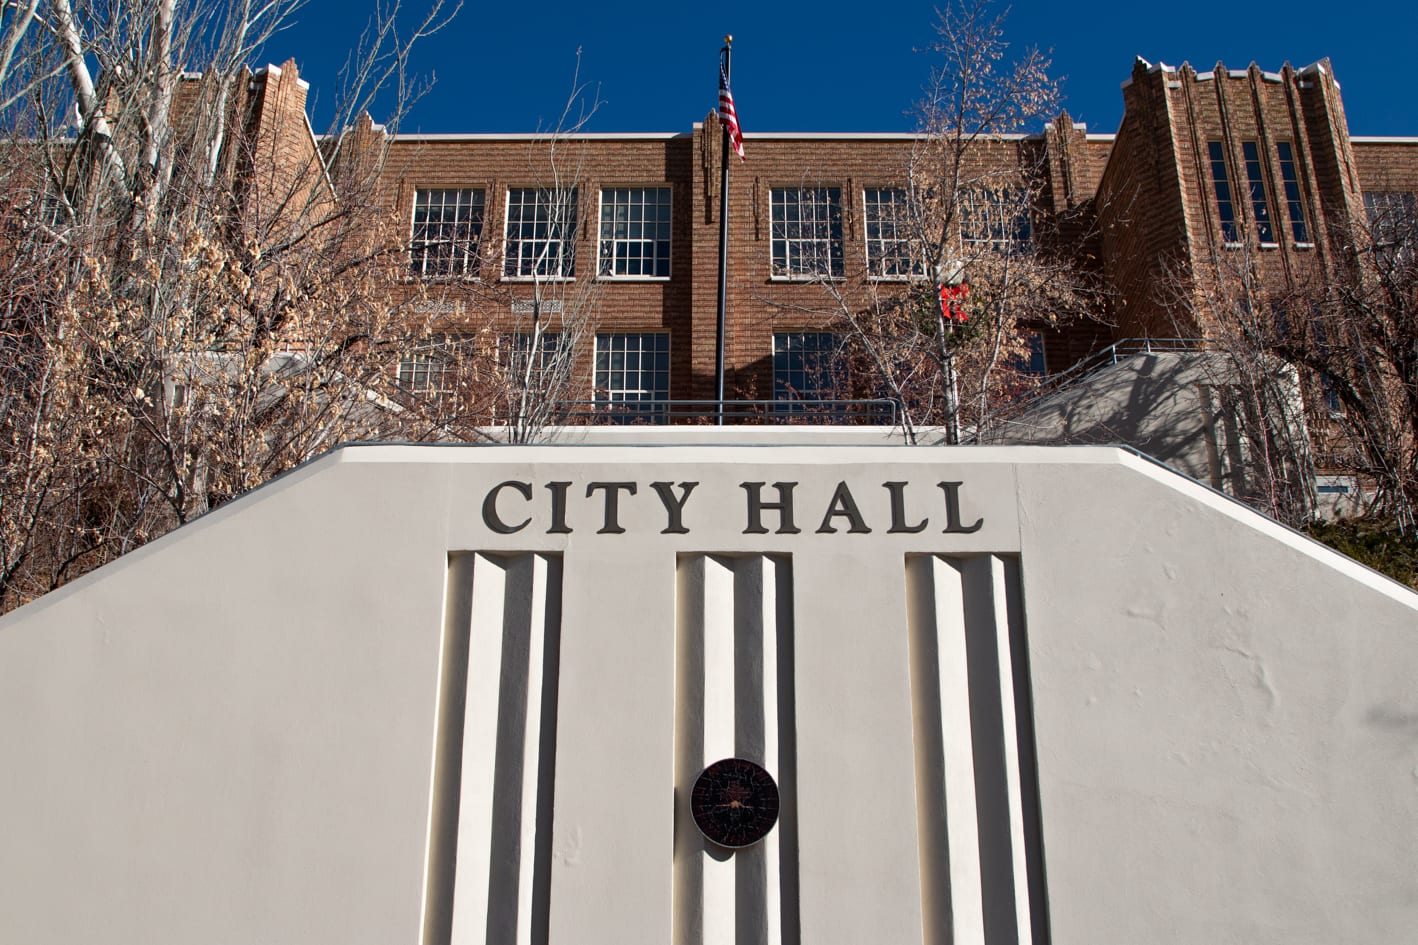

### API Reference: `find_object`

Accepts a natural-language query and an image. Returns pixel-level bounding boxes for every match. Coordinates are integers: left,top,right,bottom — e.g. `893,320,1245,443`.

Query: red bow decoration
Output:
939,283,969,323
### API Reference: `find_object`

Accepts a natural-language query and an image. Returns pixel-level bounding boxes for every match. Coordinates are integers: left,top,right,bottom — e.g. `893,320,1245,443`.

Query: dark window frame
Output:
410,188,486,278
1208,141,1240,244
1275,142,1310,245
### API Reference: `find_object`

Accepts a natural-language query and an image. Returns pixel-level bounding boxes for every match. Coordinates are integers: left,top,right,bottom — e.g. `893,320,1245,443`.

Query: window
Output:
1275,142,1310,244
398,335,480,398
1320,373,1345,418
1018,333,1047,377
503,330,563,384
40,188,77,227
398,349,449,394
863,188,924,278
770,187,843,278
594,332,669,420
599,187,671,278
1208,141,1240,243
1241,142,1275,244
773,332,845,404
959,189,1031,251
1364,191,1417,268
410,188,485,277
504,188,577,279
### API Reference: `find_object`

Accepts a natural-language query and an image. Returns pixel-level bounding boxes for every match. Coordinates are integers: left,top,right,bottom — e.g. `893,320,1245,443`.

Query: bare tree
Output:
1173,248,1320,524
813,0,1095,443
384,64,602,444
495,68,602,442
0,0,455,611
1283,197,1417,529
1179,191,1418,531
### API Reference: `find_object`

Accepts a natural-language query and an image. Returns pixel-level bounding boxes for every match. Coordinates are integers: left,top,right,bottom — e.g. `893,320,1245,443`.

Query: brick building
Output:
322,55,1417,438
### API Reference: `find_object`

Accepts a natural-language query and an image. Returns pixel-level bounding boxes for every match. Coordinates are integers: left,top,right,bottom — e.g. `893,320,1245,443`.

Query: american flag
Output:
719,67,744,161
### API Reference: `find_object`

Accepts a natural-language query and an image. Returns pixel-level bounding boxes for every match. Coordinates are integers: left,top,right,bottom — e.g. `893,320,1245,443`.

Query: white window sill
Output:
1294,242,1316,250
1259,242,1280,250
597,275,672,283
866,274,927,284
501,275,576,284
769,274,845,283
1222,241,1244,249
405,274,481,284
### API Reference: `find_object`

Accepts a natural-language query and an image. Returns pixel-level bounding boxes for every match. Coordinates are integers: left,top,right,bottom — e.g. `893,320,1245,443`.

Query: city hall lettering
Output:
480,480,984,536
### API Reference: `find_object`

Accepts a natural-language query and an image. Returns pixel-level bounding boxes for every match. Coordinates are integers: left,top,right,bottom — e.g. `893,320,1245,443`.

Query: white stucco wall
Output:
0,438,1413,945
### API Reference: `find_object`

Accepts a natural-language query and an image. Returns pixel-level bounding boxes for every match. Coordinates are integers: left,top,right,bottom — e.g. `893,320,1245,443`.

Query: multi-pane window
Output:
503,330,563,385
1363,191,1417,267
410,188,485,277
1020,333,1047,377
398,349,449,394
1320,373,1345,418
599,187,671,278
398,335,479,397
773,332,844,403
958,189,1032,251
1241,142,1275,244
40,187,76,228
504,188,577,279
770,187,844,278
863,188,925,277
1208,141,1240,243
594,332,670,420
1275,142,1310,244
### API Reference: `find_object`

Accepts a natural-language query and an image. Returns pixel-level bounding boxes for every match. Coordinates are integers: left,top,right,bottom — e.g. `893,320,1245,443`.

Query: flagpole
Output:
714,36,733,425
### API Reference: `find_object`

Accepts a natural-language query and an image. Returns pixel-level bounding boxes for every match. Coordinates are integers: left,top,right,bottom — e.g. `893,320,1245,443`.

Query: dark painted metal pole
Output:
714,37,732,425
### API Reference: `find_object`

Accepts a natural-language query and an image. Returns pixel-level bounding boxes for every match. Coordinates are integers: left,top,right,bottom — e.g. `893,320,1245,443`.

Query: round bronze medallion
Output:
690,758,780,848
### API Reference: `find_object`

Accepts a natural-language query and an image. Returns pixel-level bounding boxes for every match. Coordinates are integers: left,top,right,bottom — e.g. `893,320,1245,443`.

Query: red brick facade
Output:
306,56,1418,409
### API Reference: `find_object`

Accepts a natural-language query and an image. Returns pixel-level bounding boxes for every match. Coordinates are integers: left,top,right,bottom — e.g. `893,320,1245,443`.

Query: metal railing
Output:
1027,337,1207,404
551,398,899,426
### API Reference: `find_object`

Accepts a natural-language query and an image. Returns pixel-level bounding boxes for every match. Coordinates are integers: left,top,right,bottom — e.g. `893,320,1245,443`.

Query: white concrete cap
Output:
0,440,1414,945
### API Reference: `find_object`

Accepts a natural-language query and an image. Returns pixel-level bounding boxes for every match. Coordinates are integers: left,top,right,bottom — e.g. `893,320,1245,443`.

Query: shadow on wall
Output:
989,351,1300,505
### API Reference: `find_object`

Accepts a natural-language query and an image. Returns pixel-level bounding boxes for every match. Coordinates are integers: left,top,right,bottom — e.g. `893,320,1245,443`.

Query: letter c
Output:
483,480,533,534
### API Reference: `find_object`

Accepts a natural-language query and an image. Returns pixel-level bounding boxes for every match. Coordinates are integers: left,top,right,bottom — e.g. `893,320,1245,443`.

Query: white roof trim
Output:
384,130,1030,143
748,131,1042,141
1350,136,1418,145
745,132,919,141
389,132,690,142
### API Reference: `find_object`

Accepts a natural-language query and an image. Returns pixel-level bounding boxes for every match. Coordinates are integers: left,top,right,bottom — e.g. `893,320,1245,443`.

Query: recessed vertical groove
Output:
422,553,475,945
907,555,984,945
771,558,801,945
528,557,563,945
735,556,769,945
987,558,1034,945
674,556,707,945
425,553,562,945
1003,559,1051,945
675,554,798,945
907,554,1045,945
451,554,506,945
961,556,1019,945
702,556,737,945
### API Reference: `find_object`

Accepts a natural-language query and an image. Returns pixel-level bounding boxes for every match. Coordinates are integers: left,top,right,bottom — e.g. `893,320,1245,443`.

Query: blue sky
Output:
266,0,1418,136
